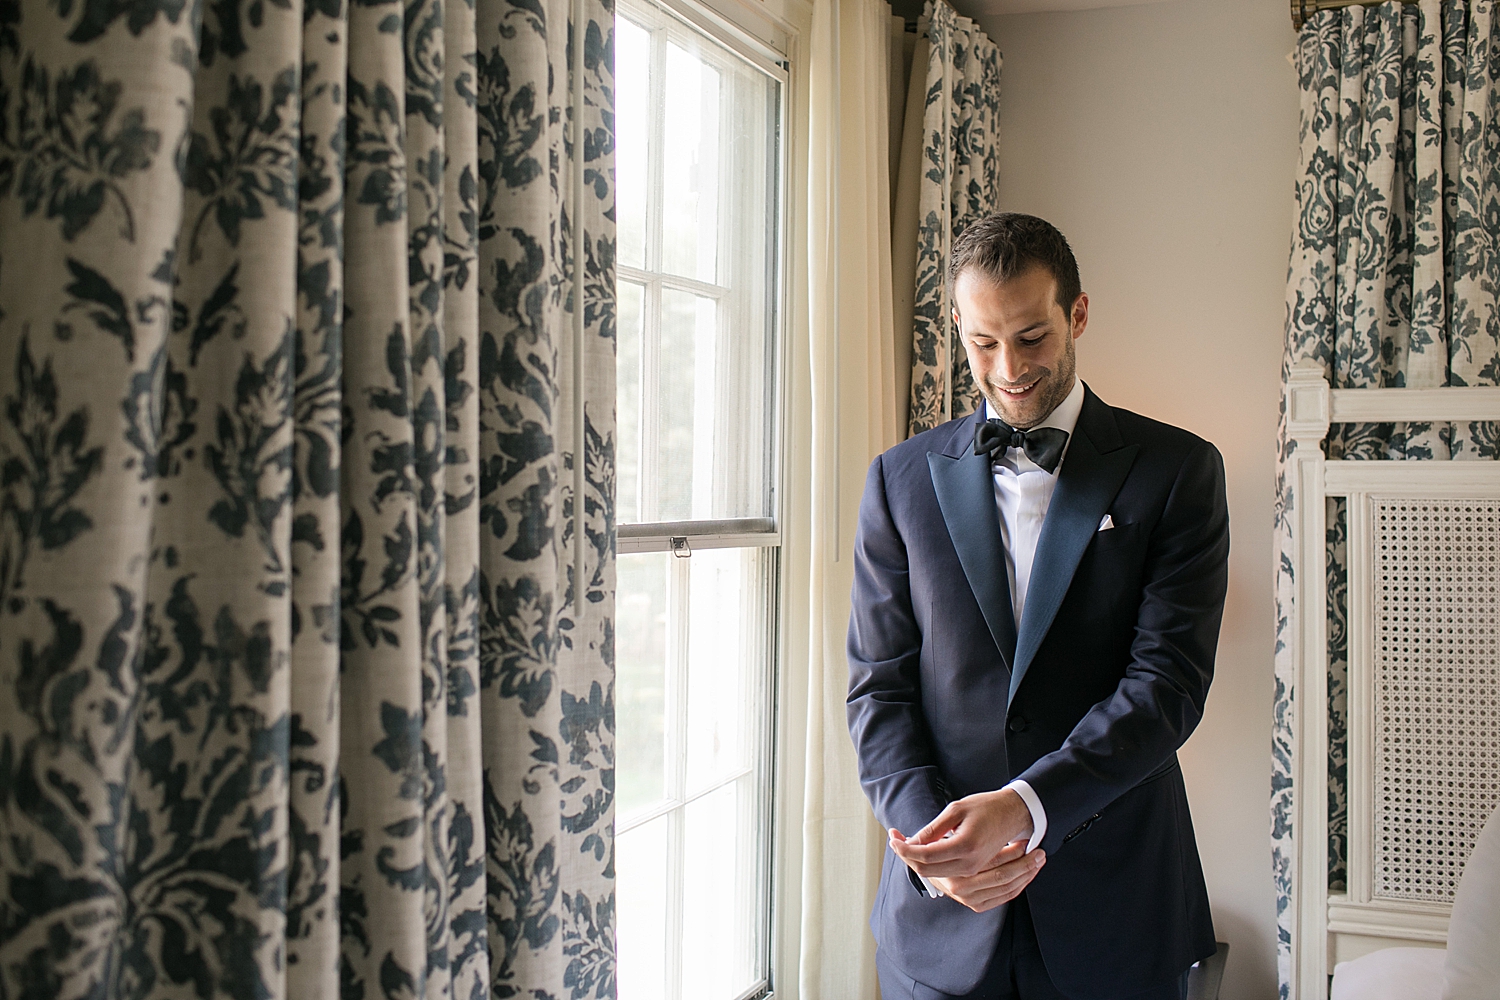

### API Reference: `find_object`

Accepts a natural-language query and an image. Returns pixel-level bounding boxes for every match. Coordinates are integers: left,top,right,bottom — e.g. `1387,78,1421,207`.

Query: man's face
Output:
953,264,1087,429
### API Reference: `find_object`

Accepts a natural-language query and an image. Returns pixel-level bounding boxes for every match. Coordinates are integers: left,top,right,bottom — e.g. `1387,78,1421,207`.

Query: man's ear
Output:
1070,293,1089,340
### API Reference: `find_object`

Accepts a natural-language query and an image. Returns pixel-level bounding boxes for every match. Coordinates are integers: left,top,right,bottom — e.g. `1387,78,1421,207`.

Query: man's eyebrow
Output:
961,319,1051,339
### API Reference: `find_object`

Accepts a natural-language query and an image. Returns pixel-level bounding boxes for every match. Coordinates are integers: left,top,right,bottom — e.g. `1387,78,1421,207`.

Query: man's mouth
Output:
998,381,1040,397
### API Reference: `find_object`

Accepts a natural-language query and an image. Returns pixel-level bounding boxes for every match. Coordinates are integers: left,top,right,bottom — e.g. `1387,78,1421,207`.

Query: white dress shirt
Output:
916,378,1085,899
988,377,1085,628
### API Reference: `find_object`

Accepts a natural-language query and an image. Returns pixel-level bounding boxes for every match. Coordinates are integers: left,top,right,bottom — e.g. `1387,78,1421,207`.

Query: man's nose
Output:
995,344,1029,385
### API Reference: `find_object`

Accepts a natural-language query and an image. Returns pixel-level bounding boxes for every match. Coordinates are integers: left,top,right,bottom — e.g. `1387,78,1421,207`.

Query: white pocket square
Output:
1098,514,1115,532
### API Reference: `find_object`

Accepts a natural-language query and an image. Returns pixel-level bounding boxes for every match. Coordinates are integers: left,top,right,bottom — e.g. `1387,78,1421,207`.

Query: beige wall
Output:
964,1,1299,997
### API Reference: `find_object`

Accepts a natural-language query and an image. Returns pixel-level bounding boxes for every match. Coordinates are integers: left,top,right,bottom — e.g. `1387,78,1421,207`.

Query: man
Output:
847,214,1228,1000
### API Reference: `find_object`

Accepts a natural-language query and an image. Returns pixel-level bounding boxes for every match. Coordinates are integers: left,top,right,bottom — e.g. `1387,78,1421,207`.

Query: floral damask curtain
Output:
905,0,999,436
1274,2,1500,996
0,0,615,995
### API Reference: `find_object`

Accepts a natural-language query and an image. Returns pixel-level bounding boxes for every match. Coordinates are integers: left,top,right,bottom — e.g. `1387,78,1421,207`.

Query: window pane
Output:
618,280,644,524
616,16,650,270
656,289,716,521
685,548,759,794
617,815,671,1000
617,552,668,815
662,42,721,283
682,777,762,1000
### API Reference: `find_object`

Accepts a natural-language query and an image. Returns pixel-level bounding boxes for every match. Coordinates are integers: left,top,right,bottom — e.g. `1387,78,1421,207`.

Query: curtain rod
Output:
1291,0,1421,31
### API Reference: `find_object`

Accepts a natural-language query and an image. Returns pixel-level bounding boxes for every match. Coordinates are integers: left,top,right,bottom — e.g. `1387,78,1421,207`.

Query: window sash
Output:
618,517,777,555
617,0,787,533
615,545,778,1000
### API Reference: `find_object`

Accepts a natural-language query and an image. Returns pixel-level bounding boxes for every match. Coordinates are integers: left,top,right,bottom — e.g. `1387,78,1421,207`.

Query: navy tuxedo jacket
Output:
846,385,1228,998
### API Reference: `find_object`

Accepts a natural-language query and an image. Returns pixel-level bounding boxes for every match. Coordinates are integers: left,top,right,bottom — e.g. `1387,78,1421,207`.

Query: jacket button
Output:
1007,716,1026,733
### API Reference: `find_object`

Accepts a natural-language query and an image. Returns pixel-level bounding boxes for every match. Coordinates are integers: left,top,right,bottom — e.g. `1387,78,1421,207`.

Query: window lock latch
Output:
669,536,691,559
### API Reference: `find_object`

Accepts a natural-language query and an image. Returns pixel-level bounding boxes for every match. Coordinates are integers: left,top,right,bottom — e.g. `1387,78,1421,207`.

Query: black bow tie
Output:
974,419,1070,474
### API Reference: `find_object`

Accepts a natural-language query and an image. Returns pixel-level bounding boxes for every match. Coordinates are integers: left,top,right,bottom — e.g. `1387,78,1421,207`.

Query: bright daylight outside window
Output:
613,0,784,998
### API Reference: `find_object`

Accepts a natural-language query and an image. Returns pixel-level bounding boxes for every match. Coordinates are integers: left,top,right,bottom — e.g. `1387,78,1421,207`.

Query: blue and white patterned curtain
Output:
0,0,616,996
906,0,1000,436
1275,2,1500,995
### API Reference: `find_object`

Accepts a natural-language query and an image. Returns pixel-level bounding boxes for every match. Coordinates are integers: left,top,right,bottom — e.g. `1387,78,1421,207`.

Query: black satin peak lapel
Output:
928,442,1017,669
1009,392,1138,706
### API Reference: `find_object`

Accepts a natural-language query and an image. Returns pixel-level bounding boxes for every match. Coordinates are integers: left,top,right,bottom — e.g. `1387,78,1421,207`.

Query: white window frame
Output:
613,0,792,996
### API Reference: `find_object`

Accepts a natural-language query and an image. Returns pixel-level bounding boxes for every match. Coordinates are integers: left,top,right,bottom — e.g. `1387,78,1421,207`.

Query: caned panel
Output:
1372,499,1500,902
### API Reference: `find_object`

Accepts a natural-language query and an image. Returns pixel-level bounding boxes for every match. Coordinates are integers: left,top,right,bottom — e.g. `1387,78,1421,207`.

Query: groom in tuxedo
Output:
847,214,1228,1000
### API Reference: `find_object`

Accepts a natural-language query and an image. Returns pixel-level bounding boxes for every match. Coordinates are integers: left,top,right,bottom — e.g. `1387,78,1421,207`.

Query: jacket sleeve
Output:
1018,439,1230,855
845,454,950,839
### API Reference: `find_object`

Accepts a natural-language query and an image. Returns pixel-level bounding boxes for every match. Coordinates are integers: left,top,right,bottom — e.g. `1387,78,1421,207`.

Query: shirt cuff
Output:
1003,778,1047,853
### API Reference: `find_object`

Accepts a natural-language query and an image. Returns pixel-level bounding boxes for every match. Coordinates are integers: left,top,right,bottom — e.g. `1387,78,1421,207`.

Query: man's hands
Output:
888,788,1046,913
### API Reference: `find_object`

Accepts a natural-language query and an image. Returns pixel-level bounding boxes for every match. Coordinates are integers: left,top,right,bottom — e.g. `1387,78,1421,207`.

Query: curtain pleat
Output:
0,0,615,995
287,1,349,993
1274,3,1500,997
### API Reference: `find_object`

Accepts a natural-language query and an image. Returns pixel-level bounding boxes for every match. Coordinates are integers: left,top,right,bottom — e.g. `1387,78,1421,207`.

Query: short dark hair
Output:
947,213,1082,313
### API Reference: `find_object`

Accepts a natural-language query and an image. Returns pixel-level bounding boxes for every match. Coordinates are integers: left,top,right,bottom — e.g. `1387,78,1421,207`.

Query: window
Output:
613,0,785,997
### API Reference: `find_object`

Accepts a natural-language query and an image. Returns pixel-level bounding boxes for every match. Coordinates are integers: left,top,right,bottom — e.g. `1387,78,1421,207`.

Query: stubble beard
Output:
981,331,1078,430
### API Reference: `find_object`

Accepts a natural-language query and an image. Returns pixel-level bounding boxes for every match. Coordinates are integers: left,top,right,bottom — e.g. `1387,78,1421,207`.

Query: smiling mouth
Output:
997,381,1040,397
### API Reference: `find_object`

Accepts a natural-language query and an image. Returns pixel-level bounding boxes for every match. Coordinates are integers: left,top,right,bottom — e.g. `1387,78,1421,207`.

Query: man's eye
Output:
1019,337,1044,348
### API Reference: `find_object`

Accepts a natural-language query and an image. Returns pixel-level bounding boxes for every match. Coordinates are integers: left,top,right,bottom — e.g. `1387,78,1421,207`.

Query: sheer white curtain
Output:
776,0,905,994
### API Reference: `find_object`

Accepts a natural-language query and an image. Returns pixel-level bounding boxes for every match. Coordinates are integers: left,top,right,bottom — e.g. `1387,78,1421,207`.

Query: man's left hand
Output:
916,840,1044,912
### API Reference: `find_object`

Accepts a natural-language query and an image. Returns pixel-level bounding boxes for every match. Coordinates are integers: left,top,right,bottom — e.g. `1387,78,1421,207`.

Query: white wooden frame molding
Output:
1285,361,1500,1000
1329,385,1500,424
